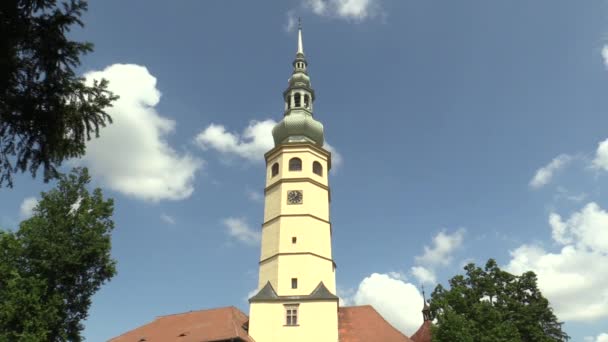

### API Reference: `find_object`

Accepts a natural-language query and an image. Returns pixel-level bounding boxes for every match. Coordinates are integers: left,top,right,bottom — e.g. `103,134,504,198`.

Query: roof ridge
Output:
156,305,235,318
108,317,158,341
230,306,240,339
340,304,373,309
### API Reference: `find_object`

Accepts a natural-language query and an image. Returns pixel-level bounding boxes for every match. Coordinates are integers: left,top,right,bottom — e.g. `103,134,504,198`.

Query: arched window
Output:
294,93,301,107
287,95,291,109
304,94,310,109
313,161,323,176
271,163,279,177
289,158,302,171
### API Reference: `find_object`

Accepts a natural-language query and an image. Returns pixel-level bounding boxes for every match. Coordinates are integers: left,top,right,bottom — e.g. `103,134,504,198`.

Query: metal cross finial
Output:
298,17,302,30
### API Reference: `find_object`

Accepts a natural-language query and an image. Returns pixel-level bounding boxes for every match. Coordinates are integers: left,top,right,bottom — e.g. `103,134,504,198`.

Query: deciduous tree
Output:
0,167,116,341
430,259,569,342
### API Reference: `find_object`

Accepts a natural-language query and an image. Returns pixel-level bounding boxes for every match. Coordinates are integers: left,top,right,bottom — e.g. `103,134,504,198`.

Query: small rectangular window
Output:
285,305,299,326
291,278,298,289
292,237,297,244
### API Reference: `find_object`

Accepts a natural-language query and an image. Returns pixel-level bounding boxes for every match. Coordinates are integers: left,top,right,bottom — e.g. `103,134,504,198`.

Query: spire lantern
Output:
272,20,324,147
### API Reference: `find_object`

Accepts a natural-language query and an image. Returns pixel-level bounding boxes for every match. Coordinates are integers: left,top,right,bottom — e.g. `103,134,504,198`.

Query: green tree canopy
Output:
0,0,117,187
430,259,569,342
0,167,116,341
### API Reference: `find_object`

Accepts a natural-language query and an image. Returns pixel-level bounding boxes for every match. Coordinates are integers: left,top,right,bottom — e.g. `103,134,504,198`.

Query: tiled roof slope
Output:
410,320,431,342
338,305,414,342
108,306,253,342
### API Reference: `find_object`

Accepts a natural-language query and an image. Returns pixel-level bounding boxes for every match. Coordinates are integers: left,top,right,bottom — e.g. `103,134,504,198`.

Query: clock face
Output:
287,190,303,205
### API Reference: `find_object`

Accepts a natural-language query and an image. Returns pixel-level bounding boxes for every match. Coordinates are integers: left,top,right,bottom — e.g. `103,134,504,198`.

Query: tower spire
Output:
421,285,431,321
272,20,324,147
297,17,304,55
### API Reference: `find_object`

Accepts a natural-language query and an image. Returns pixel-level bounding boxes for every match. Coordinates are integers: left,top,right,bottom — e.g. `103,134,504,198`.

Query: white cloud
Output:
592,138,608,171
68,196,82,216
285,10,297,32
335,0,375,19
81,64,201,201
303,0,379,20
244,287,260,303
19,197,38,218
602,45,608,69
347,273,424,335
160,213,176,225
506,202,608,321
585,333,608,342
595,333,608,342
337,286,356,306
550,202,608,252
554,187,587,203
324,142,344,170
222,217,261,246
529,154,573,189
194,119,343,169
410,266,437,285
415,229,465,267
194,120,275,162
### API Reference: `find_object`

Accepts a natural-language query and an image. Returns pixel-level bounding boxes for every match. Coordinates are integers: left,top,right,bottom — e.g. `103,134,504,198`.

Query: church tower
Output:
248,23,339,342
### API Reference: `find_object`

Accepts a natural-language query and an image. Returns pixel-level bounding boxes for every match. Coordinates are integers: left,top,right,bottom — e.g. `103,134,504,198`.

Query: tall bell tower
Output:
248,22,339,342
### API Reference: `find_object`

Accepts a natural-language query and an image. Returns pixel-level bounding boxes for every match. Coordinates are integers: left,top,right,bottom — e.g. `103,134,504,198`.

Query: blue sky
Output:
2,1,608,341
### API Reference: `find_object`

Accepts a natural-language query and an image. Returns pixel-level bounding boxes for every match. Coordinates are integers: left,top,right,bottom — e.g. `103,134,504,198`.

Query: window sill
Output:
284,324,300,327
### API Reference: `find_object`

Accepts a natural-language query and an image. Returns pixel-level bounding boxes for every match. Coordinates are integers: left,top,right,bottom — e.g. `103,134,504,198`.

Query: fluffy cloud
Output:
529,154,573,189
160,214,176,225
222,217,261,246
304,0,379,20
19,197,38,218
194,119,343,169
586,333,608,342
195,120,275,162
602,45,608,69
593,138,608,171
285,10,298,32
410,266,437,285
415,229,465,267
507,202,608,321
594,333,608,342
347,273,424,335
409,229,464,285
81,64,201,201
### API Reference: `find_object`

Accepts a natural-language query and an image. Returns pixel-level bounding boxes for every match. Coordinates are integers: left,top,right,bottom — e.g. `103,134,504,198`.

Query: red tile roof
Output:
109,304,425,342
109,306,253,342
338,305,414,342
410,320,431,342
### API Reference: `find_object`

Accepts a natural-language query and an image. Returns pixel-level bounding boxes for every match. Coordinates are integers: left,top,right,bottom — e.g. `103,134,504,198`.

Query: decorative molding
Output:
265,143,332,170
259,252,336,269
263,213,331,226
264,177,329,194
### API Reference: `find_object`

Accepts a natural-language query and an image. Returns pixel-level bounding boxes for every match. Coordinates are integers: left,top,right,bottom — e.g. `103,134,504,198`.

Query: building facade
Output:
248,23,339,342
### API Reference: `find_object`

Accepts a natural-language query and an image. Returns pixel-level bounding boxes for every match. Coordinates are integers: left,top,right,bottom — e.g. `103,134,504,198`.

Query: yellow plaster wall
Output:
263,185,281,220
260,216,332,261
251,142,338,342
274,182,329,220
276,254,335,294
258,260,279,290
249,301,339,342
257,254,335,294
266,145,330,188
